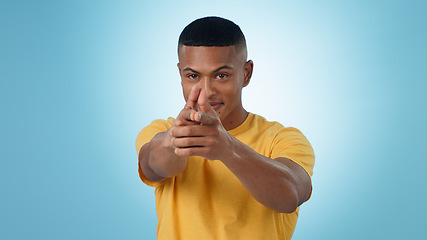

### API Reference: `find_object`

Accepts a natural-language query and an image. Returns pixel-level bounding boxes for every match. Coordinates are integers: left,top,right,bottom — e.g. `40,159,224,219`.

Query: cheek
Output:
182,88,190,102
181,81,194,101
222,82,241,100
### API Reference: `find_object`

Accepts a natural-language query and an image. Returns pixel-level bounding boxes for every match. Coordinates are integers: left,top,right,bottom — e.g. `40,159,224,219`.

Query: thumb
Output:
196,112,218,125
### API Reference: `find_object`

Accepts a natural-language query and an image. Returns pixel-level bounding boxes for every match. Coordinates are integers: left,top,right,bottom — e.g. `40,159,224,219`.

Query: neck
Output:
221,108,249,131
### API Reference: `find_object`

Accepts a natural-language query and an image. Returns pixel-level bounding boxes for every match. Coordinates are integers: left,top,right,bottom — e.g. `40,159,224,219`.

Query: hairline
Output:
177,44,248,62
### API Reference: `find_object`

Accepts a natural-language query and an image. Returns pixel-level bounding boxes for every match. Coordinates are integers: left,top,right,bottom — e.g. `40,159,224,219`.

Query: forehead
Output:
178,46,244,68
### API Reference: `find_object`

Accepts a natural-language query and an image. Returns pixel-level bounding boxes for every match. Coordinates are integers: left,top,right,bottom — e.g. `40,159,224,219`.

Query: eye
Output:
187,74,198,79
217,73,228,79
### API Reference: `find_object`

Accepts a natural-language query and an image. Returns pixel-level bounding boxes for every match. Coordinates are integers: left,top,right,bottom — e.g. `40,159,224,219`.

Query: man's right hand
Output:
139,86,202,182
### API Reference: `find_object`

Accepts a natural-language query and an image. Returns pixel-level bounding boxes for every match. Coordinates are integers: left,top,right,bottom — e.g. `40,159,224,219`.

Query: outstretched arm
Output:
221,144,312,213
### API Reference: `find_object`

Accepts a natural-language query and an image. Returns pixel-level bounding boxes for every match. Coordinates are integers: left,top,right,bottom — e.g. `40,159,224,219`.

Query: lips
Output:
209,102,223,111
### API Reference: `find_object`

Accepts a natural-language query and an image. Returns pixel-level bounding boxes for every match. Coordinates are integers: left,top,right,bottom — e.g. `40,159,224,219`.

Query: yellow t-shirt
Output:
135,113,315,240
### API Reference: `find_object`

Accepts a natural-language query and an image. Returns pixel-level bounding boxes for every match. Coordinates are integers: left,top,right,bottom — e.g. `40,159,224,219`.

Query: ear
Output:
243,60,253,87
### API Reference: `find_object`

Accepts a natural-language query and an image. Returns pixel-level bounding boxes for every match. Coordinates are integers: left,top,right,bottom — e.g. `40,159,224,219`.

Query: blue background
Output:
1,0,426,239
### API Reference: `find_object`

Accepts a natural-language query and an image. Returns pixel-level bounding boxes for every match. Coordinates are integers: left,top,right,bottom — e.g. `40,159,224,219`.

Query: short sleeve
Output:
135,118,174,187
270,127,315,177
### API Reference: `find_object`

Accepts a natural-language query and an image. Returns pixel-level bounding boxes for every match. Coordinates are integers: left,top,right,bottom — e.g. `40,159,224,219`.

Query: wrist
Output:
156,130,174,151
221,133,242,163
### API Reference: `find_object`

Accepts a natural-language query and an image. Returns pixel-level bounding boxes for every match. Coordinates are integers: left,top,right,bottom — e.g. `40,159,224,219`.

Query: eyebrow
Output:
182,65,233,74
182,67,201,74
213,65,233,72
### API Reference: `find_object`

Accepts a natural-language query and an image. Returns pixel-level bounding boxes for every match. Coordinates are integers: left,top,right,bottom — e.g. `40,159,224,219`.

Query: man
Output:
136,16,315,240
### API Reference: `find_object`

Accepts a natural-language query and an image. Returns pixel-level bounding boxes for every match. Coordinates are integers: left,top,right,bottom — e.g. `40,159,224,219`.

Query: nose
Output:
200,77,216,98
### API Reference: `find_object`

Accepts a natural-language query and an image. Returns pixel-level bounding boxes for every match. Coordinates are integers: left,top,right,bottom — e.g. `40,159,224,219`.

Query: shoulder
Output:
250,114,315,175
147,117,175,129
250,113,286,134
139,117,175,135
135,117,175,153
253,114,311,150
251,113,305,135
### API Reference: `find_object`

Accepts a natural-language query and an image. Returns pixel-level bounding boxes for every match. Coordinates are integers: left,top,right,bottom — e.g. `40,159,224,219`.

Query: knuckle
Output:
185,126,193,135
174,119,184,126
184,138,192,146
178,109,190,119
206,138,215,146
177,109,186,118
176,148,185,157
177,149,185,157
186,148,194,156
174,138,182,147
170,127,178,137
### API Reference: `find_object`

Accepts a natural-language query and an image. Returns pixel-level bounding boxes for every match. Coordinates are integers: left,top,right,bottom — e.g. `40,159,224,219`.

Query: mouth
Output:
209,102,223,111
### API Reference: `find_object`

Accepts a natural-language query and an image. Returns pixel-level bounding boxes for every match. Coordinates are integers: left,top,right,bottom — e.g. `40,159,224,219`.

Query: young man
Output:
136,17,315,240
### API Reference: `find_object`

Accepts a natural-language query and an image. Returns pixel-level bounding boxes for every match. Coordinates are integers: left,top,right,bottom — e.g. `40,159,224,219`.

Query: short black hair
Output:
178,16,246,51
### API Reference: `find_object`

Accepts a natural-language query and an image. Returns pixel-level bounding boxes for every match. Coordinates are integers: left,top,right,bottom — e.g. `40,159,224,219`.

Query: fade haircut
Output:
178,16,247,57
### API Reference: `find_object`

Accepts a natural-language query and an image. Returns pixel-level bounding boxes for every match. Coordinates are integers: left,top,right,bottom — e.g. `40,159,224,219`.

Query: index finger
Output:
185,85,201,109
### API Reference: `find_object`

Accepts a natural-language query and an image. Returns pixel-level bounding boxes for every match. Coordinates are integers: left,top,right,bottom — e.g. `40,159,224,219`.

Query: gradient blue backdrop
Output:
1,0,426,239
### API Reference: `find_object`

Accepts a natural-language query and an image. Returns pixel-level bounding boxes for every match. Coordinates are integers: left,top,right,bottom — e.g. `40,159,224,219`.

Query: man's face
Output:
178,46,252,127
